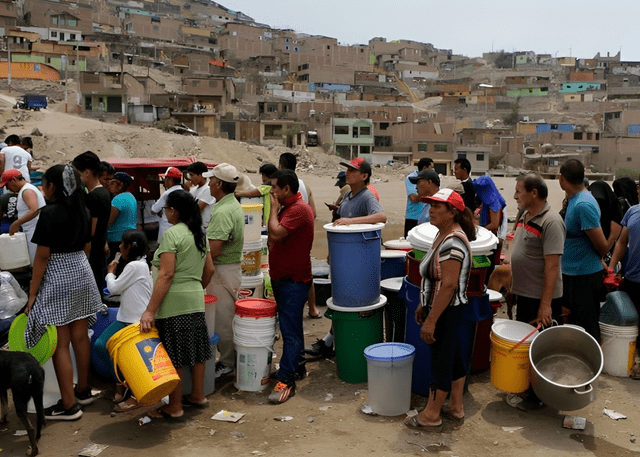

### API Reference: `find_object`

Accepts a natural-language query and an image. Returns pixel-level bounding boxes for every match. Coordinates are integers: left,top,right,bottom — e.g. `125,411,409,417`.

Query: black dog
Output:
0,350,46,456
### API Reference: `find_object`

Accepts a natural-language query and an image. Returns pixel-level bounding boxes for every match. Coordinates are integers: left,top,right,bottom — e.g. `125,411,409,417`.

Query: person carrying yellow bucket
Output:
138,191,215,421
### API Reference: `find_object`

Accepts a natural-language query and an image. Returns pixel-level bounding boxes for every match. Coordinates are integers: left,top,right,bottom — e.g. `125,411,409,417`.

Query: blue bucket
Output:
325,223,384,308
381,250,407,280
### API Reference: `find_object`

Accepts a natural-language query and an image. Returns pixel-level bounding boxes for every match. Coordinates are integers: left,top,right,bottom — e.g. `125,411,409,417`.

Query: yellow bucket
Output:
106,323,180,405
490,331,532,394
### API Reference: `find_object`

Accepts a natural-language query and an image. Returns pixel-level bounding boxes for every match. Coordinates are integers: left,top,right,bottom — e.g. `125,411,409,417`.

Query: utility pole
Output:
7,39,11,93
63,54,67,113
76,44,81,114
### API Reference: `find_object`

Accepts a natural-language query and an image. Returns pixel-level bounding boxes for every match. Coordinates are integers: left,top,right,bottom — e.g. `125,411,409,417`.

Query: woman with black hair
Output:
93,229,153,412
25,163,102,421
140,191,215,420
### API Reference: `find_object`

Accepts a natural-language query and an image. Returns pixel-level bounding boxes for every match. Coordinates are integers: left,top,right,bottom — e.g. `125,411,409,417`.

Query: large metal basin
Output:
529,326,603,411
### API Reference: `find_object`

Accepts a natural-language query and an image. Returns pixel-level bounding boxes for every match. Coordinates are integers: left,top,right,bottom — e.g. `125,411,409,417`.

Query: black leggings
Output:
430,304,469,393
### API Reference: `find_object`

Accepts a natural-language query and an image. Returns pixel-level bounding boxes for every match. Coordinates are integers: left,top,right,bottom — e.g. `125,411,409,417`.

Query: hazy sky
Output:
222,0,640,61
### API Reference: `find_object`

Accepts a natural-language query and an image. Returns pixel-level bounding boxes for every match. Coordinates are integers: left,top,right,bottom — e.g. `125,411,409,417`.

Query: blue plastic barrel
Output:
381,250,407,280
400,277,476,396
325,223,384,308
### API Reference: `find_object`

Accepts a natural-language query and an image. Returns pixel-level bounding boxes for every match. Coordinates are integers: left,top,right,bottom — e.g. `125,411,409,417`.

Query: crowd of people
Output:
2,136,639,430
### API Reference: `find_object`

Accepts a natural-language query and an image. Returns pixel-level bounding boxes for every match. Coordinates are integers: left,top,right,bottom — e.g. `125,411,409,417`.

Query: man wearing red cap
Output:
151,167,185,244
0,168,45,265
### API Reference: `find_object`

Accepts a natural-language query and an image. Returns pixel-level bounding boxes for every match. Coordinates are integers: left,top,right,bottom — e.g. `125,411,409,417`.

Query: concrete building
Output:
181,76,233,114
412,113,456,174
600,110,640,173
332,118,374,160
0,0,16,35
218,23,272,61
23,0,93,38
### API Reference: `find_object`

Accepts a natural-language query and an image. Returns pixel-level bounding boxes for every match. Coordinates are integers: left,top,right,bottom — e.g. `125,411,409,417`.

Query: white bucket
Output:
240,272,264,298
182,334,220,396
242,240,262,276
28,342,78,413
241,203,263,243
0,233,30,270
233,315,276,391
600,322,638,377
261,235,269,264
364,343,415,416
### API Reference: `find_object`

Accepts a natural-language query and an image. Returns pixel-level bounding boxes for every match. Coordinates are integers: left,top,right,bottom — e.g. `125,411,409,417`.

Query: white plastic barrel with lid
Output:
241,204,263,243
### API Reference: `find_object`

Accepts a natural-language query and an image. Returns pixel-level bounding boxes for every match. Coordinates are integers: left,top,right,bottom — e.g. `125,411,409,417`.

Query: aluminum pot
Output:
529,326,603,411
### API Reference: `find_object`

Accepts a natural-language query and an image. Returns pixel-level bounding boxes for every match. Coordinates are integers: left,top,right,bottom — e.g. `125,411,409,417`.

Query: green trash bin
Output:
325,296,386,383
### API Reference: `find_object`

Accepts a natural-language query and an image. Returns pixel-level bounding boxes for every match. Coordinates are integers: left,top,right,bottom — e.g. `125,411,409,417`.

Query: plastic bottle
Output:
0,271,28,319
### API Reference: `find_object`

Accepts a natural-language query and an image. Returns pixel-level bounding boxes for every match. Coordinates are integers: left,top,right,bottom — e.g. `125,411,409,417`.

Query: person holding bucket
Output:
140,191,215,420
24,164,103,420
405,189,475,431
93,229,153,412
267,169,315,403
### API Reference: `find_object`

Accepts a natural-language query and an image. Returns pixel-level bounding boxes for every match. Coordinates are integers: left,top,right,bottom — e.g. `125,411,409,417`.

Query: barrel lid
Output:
383,239,412,250
381,277,403,292
406,223,498,256
381,249,407,259
241,203,263,211
364,342,415,362
323,222,385,233
491,320,538,344
210,333,220,345
235,298,276,318
487,289,503,302
205,295,217,305
326,294,387,312
9,314,58,365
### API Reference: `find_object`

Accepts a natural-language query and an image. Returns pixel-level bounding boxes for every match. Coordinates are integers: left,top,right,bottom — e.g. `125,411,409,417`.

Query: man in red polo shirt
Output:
267,169,315,404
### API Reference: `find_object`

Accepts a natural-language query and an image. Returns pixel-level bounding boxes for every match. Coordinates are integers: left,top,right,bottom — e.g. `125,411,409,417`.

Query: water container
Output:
241,239,262,276
0,272,28,318
0,233,30,270
241,204,263,243
240,272,265,298
381,250,407,280
364,343,415,416
182,333,220,396
600,291,639,326
325,223,384,308
599,322,638,376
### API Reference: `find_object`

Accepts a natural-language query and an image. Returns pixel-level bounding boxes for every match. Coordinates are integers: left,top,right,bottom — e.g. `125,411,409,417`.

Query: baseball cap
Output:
112,172,133,185
186,161,209,175
204,163,240,183
335,170,346,186
340,157,372,176
159,167,183,179
423,188,465,213
409,169,440,186
0,168,22,188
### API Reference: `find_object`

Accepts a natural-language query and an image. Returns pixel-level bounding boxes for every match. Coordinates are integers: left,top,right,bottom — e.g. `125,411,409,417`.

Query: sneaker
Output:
44,400,83,421
215,362,234,379
74,386,96,406
293,364,307,381
268,381,295,404
304,339,335,358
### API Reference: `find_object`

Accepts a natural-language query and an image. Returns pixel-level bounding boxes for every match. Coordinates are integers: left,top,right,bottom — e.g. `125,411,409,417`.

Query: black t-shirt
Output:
0,192,18,222
461,179,476,212
32,202,91,253
85,186,112,258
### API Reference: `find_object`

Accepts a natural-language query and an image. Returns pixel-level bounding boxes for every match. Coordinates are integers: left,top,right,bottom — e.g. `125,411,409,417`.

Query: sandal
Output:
148,408,186,422
403,415,442,431
182,395,209,408
308,312,323,319
113,399,142,413
441,407,465,421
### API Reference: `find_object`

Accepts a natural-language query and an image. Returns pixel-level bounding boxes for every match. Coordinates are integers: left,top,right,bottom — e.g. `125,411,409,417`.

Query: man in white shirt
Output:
0,134,32,183
185,161,216,231
151,167,185,244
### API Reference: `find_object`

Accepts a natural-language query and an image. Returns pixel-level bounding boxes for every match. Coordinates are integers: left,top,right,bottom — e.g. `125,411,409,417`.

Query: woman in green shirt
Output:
140,191,215,421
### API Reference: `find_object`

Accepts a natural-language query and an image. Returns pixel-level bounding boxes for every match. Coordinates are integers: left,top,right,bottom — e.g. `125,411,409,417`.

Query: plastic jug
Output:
0,233,30,270
600,291,639,326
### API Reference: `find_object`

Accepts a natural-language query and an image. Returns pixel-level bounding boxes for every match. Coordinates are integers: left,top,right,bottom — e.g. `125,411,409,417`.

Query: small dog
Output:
487,264,516,319
0,350,46,456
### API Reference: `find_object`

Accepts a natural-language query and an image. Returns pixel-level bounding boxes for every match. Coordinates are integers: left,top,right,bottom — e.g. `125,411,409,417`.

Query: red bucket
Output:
405,252,422,286
235,298,277,318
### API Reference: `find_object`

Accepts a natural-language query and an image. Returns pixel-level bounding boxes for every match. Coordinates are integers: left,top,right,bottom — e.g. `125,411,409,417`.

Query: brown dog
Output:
0,350,46,456
487,264,516,319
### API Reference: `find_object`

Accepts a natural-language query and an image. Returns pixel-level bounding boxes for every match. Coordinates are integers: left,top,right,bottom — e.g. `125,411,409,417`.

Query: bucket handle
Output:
361,231,381,241
573,384,593,395
112,344,125,385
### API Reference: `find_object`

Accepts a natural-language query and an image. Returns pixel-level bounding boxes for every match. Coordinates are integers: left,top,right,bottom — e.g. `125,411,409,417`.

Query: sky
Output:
222,0,640,61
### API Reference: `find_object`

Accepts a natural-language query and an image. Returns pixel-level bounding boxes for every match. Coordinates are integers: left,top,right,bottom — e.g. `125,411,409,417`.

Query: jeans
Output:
272,280,311,384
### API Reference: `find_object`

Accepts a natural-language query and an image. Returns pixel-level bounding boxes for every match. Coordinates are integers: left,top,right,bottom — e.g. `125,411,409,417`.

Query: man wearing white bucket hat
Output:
267,169,315,403
204,163,244,379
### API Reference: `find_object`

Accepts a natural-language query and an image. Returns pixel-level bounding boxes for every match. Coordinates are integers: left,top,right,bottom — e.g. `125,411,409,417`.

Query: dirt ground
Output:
1,95,639,457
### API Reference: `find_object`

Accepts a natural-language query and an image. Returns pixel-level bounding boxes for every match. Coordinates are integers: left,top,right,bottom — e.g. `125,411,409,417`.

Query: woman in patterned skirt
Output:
140,191,215,421
26,163,102,421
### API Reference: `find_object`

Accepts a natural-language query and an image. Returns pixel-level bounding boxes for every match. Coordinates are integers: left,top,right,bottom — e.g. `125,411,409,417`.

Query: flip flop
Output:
403,415,442,431
308,312,323,319
149,408,186,422
182,395,209,408
441,407,465,421
113,400,142,413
